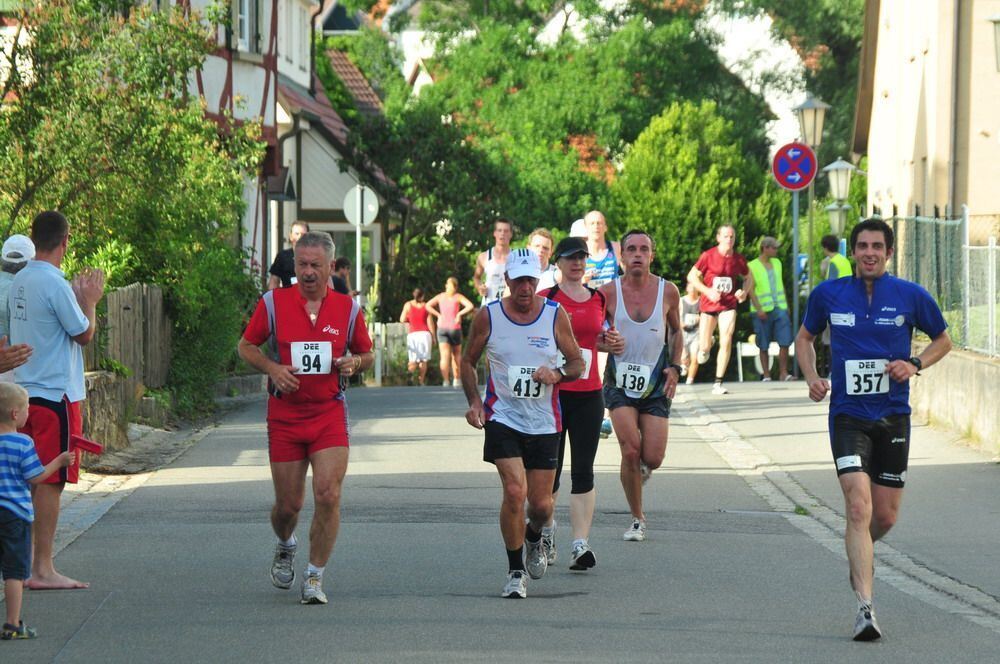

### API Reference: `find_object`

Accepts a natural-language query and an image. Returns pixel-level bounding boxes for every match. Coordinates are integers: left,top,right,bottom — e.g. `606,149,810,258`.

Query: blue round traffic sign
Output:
772,142,817,191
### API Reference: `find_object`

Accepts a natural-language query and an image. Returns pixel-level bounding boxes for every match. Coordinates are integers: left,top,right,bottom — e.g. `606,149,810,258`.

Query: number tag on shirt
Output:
616,362,651,393
508,365,544,399
844,359,889,396
291,341,333,375
713,276,733,293
683,313,700,328
557,349,593,381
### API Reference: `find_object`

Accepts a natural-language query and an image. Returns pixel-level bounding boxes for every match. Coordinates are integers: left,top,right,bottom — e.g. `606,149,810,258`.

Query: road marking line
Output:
675,392,1000,634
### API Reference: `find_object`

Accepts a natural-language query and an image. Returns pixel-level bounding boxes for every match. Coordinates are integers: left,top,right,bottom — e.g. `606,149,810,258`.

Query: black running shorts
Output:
830,413,910,488
483,420,559,470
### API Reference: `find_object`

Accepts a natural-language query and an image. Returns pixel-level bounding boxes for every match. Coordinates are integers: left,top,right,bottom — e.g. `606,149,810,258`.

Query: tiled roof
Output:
326,50,383,117
277,75,403,204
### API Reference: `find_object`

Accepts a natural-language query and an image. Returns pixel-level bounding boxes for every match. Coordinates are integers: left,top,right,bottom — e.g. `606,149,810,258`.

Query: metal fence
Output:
888,206,999,356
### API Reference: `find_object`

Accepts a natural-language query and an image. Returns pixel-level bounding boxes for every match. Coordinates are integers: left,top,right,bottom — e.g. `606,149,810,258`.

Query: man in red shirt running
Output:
239,232,373,606
687,225,753,395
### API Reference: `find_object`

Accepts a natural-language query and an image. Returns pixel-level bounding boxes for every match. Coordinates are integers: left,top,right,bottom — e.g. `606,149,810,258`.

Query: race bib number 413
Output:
508,365,543,399
845,359,889,396
291,341,333,374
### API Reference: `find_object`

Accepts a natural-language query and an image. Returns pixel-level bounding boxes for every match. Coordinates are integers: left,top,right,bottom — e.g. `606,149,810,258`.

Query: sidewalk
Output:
676,379,1000,624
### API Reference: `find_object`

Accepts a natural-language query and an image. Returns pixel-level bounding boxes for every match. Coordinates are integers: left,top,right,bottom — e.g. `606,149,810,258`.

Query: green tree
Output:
607,100,789,282
1,1,264,414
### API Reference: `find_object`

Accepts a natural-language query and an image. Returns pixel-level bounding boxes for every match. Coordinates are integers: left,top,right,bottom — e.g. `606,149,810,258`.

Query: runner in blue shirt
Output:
795,217,952,642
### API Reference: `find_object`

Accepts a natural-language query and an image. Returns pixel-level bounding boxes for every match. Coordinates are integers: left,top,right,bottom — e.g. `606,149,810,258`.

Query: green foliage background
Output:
1,1,264,414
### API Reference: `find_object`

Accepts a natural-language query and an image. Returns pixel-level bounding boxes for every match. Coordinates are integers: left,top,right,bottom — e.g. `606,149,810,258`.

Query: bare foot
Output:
26,572,90,590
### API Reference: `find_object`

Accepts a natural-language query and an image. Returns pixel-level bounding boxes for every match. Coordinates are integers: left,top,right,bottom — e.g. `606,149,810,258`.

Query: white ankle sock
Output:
572,538,587,550
280,534,297,547
306,563,324,577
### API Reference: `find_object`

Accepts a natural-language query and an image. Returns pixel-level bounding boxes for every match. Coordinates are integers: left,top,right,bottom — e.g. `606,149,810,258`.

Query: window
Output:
234,0,258,53
298,4,308,71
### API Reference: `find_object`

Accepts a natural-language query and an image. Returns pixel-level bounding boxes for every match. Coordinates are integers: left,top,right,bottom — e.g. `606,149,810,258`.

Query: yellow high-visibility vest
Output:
827,253,852,280
748,258,787,313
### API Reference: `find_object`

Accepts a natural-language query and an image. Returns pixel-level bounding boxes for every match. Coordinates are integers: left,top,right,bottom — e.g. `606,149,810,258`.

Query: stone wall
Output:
81,371,130,452
911,343,1000,453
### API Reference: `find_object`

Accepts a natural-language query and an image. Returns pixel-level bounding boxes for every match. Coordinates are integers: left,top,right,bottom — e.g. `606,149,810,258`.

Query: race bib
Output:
616,362,652,394
713,276,733,293
683,313,700,328
845,359,889,396
557,348,593,381
508,365,544,399
291,341,333,375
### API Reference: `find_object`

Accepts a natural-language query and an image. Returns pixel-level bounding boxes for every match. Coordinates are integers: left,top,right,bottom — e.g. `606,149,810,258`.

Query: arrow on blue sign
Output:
788,172,802,183
789,148,801,159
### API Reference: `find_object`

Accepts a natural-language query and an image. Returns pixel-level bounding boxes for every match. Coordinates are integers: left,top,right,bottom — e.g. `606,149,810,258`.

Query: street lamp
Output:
793,96,831,149
823,157,856,200
991,16,1000,72
824,203,851,237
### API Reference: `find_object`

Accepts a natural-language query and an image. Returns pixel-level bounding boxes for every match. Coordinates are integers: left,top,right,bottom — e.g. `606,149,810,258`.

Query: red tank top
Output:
543,286,605,392
406,303,430,333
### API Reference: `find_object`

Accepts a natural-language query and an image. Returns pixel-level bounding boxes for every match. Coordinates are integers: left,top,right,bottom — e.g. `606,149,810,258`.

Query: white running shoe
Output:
639,461,651,485
270,541,296,589
542,523,556,564
442,380,449,387
623,518,647,542
697,350,710,364
853,605,882,641
502,570,527,598
452,378,462,388
524,538,548,579
300,573,328,605
569,543,597,570
711,382,729,395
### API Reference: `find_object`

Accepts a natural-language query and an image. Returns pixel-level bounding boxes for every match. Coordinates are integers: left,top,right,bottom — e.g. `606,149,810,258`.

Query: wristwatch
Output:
557,365,568,380
907,357,922,374
668,363,683,375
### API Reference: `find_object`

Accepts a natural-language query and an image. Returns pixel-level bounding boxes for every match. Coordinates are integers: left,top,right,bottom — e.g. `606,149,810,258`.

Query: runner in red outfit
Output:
239,232,373,606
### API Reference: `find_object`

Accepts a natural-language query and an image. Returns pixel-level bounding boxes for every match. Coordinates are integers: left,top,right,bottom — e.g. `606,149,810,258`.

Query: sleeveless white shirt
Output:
607,278,669,399
483,248,507,303
484,299,562,434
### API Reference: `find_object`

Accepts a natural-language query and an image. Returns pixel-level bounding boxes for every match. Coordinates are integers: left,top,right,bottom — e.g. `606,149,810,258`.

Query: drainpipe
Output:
309,1,324,96
948,0,961,213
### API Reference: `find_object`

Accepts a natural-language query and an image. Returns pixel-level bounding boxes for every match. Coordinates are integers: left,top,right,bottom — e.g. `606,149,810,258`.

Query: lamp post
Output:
990,15,1000,72
823,157,857,237
793,96,830,294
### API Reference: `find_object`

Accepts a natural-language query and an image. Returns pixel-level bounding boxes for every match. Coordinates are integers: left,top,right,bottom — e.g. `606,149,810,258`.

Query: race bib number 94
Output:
616,362,651,394
508,365,543,399
845,359,889,396
291,341,333,374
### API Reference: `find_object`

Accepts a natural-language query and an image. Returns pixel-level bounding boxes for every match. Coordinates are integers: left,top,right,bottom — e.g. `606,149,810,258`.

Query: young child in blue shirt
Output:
0,382,72,640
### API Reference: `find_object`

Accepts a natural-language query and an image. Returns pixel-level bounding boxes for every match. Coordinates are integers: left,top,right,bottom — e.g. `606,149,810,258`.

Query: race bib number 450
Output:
616,362,651,393
845,359,889,396
291,341,333,374
713,276,734,294
508,365,543,399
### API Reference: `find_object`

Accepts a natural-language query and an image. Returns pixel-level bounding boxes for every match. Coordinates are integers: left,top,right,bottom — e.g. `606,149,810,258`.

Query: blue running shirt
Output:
0,432,44,522
802,273,946,420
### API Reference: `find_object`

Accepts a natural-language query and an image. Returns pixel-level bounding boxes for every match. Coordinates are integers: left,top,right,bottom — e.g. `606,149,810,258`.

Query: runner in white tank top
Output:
599,230,683,543
474,219,513,304
461,247,584,598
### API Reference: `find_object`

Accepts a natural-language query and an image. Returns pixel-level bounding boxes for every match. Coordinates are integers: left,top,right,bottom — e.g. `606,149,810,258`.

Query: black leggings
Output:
553,389,604,494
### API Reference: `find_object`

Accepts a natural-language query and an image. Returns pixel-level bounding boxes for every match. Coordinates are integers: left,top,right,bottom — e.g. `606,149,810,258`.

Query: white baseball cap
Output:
2,234,35,264
505,248,542,280
570,218,587,237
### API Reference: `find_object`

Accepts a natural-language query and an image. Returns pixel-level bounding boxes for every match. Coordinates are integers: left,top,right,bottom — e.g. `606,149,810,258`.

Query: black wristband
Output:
668,363,683,375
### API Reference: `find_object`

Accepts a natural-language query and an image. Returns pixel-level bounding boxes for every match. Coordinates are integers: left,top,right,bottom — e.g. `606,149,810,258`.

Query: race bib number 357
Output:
291,341,333,374
508,365,543,399
845,359,889,395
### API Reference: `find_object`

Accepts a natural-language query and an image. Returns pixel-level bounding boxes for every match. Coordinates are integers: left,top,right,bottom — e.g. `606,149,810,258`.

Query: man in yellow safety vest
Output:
822,234,853,280
747,237,793,381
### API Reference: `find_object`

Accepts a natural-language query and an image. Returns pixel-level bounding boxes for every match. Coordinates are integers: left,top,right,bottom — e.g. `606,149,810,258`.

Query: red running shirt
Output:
694,248,748,313
406,303,431,333
543,286,606,392
243,287,372,415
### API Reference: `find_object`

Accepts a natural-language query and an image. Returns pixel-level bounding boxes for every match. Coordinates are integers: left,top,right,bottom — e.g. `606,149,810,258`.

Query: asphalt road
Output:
11,382,1000,663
